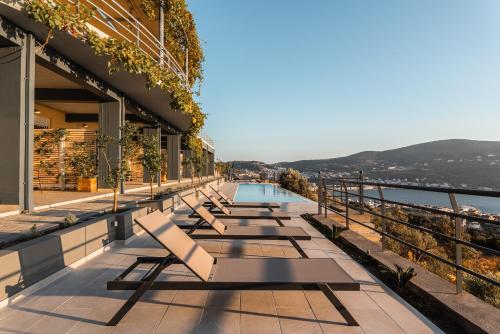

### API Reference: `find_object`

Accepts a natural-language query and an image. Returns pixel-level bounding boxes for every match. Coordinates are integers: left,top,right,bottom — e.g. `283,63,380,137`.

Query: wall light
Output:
82,124,89,128
34,109,41,114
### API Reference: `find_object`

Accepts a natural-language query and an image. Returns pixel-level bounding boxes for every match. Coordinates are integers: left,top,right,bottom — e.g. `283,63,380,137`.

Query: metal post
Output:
342,182,349,229
317,172,323,215
449,193,463,294
135,22,140,47
158,0,165,66
324,183,327,218
358,170,364,214
377,185,386,251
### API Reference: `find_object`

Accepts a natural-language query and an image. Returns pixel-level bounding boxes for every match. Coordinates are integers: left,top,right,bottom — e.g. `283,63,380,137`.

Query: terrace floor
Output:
0,183,443,333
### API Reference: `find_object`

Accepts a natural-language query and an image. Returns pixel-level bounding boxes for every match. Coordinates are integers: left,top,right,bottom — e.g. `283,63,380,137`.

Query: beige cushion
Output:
210,185,234,205
181,195,227,234
135,211,214,282
199,188,231,215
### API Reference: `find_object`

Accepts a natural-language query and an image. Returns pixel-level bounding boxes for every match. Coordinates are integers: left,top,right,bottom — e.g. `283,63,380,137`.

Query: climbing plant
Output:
33,128,67,192
24,0,205,149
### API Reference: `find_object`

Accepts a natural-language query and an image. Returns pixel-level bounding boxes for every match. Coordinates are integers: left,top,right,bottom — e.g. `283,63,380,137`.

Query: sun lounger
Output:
106,213,360,326
194,188,291,220
206,185,281,208
176,196,310,240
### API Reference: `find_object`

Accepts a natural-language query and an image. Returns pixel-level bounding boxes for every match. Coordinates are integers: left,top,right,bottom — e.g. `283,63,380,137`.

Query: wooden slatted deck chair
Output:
106,213,360,326
176,196,310,240
206,185,281,208
192,188,291,220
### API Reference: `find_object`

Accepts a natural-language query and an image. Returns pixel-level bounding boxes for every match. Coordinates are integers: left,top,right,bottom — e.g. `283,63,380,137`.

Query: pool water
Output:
234,184,306,203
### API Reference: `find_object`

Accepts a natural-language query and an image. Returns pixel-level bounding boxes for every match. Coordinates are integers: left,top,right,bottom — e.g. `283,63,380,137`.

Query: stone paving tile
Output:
240,290,281,334
276,306,323,334
112,304,168,334
154,291,208,334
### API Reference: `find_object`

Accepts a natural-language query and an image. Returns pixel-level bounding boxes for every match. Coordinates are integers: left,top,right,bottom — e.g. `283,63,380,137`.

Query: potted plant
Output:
33,128,67,192
68,141,98,192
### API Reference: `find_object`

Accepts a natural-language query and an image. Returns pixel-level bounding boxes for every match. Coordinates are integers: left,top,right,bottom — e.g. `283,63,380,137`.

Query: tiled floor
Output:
0,183,444,333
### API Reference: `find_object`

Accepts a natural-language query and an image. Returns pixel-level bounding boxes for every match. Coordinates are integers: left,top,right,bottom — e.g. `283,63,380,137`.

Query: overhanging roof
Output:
0,3,191,132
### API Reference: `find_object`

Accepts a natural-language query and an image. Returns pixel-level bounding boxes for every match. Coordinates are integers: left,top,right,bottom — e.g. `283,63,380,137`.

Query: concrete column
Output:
202,150,209,177
98,99,124,191
208,152,215,176
0,34,35,212
182,150,192,178
167,134,181,181
142,126,161,186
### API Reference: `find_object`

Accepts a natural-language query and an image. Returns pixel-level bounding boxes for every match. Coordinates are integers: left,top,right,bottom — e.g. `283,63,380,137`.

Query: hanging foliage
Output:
24,0,205,148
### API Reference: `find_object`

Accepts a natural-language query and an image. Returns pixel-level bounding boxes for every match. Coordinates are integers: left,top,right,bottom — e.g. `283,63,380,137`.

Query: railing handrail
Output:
324,177,500,198
62,0,188,85
316,173,500,293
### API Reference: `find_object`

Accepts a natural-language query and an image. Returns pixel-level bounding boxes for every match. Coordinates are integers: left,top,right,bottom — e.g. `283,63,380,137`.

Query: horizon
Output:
228,138,500,164
189,0,500,162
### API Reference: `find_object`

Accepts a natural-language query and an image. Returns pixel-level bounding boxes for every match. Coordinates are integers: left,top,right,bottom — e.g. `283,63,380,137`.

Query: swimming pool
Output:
234,183,306,203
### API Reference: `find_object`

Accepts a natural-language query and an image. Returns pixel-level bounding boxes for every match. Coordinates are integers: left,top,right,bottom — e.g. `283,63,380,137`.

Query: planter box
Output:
77,178,97,192
137,197,174,213
0,207,145,303
115,207,148,240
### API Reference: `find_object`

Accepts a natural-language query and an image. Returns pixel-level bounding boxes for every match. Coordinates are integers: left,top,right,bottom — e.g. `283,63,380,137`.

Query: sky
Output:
187,0,500,163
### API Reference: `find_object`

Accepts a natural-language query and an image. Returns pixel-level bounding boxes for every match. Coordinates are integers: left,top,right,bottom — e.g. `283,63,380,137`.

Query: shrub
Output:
278,168,312,198
465,273,500,308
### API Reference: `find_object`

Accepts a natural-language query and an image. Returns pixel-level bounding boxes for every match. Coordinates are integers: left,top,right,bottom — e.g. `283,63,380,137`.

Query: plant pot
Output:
77,177,97,192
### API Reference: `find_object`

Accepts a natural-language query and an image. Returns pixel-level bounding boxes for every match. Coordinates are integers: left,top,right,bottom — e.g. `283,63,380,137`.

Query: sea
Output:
360,189,500,215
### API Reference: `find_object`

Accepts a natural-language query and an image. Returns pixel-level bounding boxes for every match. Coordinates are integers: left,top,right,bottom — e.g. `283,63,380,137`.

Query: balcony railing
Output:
59,0,188,85
316,174,500,294
199,131,214,149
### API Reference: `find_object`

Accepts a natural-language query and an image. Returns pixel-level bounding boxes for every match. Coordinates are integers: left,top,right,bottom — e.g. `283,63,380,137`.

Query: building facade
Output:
0,0,215,213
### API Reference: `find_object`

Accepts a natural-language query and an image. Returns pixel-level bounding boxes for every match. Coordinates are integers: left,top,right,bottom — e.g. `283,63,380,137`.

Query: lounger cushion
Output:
181,195,227,235
220,226,309,238
203,201,281,208
213,258,358,288
135,211,215,281
199,188,232,215
203,210,290,219
210,185,234,205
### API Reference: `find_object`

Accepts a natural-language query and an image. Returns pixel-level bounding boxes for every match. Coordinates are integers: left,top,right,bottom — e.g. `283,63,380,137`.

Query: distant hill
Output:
231,140,500,189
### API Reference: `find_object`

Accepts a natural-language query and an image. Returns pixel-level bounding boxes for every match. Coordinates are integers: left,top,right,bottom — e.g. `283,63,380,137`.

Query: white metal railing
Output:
60,0,188,86
199,131,214,149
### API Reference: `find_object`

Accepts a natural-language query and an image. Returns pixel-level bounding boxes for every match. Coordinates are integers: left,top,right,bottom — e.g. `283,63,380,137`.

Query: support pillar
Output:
98,99,124,192
208,152,215,176
182,150,193,178
143,126,161,187
0,34,35,212
167,134,181,181
202,149,209,177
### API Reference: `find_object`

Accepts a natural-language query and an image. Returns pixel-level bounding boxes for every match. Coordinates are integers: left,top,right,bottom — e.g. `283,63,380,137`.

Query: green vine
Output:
24,0,205,147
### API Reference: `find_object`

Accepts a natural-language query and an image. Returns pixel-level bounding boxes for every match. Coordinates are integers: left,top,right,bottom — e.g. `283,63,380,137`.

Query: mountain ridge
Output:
230,139,500,189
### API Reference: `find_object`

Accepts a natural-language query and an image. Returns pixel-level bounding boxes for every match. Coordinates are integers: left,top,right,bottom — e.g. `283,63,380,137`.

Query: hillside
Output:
231,140,500,189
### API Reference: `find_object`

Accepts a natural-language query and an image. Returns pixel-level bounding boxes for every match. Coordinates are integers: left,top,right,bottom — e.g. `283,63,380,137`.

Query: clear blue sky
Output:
188,0,500,163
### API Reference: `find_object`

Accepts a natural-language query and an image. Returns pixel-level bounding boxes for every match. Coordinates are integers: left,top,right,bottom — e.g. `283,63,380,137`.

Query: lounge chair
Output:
177,196,310,240
106,213,360,326
206,185,281,208
193,189,291,220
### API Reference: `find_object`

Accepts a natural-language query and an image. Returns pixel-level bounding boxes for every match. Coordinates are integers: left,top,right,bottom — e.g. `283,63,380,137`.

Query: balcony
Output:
0,0,192,130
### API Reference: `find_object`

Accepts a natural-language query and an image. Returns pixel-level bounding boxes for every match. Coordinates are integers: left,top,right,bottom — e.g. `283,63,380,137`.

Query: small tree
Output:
97,121,140,212
185,136,204,185
34,128,66,192
182,155,195,186
68,141,97,179
140,133,162,198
